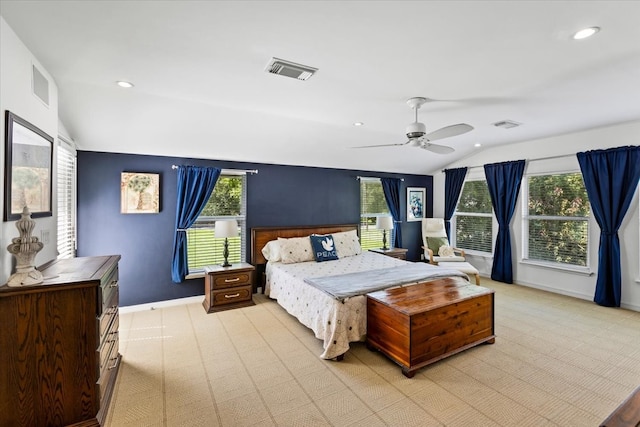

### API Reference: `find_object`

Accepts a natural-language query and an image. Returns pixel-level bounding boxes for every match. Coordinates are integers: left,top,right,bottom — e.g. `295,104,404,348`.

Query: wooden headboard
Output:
251,224,359,266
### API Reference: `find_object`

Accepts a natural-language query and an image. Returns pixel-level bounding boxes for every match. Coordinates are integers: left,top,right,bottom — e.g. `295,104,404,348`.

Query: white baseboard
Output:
514,280,593,302
515,280,640,312
120,295,202,314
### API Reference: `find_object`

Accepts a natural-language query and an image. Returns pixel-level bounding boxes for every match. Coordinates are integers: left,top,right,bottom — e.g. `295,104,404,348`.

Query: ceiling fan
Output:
354,97,473,154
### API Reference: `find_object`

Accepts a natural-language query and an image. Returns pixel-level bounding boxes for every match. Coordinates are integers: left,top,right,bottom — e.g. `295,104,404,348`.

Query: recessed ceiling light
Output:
474,143,482,147
116,81,134,88
573,27,600,40
353,122,364,126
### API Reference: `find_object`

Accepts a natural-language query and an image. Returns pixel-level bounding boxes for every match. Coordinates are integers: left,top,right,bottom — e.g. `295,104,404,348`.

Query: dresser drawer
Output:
98,265,119,316
97,325,119,374
97,339,120,402
212,271,253,289
212,285,253,306
98,291,118,343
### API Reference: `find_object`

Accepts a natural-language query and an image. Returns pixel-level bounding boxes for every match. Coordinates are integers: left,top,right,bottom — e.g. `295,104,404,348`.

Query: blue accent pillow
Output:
310,234,339,262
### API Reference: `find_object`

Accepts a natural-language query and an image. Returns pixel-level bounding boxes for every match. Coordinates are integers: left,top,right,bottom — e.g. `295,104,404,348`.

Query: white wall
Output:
432,120,640,311
0,17,59,283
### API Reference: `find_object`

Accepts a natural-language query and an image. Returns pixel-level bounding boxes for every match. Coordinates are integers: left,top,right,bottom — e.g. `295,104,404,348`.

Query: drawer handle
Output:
224,293,240,298
108,356,119,370
224,277,241,283
109,280,118,288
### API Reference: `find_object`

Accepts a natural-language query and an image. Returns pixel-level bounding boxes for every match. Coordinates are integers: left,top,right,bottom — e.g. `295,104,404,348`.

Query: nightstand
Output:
203,262,255,313
369,247,409,260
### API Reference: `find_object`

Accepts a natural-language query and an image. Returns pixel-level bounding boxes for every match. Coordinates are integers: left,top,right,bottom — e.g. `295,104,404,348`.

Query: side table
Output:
203,262,255,313
369,247,408,260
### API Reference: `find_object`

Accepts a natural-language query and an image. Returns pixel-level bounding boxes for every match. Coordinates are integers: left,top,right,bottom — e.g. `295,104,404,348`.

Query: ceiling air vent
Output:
493,120,521,129
265,57,318,81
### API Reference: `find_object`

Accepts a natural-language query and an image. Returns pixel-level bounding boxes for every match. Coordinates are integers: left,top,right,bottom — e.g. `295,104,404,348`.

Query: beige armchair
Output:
421,218,466,265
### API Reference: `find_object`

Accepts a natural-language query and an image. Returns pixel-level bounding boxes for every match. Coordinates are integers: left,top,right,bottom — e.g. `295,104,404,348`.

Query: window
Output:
453,180,493,253
187,174,246,270
56,138,76,259
524,172,589,267
360,178,393,250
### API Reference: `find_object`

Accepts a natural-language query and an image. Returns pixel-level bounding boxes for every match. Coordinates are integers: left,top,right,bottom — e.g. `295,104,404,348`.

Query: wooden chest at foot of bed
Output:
366,277,495,378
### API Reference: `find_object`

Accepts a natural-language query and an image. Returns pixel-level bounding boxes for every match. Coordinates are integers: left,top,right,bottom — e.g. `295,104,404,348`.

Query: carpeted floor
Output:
105,278,640,426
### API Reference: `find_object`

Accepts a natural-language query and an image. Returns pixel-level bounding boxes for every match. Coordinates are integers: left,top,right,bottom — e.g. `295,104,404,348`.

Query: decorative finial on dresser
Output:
6,206,44,286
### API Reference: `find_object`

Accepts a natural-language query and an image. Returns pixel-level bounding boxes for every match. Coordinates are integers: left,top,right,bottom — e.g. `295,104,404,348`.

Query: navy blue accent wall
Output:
77,151,432,306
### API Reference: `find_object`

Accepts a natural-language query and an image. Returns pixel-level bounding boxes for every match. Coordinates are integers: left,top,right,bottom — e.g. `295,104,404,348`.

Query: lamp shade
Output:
376,216,394,230
214,219,239,238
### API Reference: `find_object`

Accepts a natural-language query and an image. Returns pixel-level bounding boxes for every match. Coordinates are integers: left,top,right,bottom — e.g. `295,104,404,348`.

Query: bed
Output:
250,224,469,360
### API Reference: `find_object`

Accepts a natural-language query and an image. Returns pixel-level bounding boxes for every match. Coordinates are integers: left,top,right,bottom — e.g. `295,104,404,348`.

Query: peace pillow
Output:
309,234,339,262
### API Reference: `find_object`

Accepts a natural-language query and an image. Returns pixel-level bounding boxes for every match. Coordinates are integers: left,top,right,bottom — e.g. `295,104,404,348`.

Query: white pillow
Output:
438,245,455,257
333,230,362,258
278,236,314,264
261,240,282,262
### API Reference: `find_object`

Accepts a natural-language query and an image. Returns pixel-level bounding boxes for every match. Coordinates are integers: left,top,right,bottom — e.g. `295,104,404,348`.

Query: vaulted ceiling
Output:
2,1,639,174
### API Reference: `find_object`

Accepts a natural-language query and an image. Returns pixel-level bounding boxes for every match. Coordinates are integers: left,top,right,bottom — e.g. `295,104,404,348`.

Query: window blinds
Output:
360,178,393,250
57,138,77,259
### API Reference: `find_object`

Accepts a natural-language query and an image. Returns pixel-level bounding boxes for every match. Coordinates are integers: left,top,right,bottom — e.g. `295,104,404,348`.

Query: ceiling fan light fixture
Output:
406,121,426,139
573,27,600,40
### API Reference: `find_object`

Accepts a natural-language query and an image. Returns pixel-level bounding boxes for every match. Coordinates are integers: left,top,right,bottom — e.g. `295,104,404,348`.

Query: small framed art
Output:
121,172,160,214
406,187,426,222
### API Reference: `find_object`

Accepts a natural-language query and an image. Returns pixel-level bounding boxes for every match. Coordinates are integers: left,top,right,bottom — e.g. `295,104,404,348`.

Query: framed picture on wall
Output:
4,111,54,221
121,172,160,214
406,187,426,222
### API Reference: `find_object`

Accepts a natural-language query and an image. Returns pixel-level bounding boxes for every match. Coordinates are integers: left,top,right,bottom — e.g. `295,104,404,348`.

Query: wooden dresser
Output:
0,255,121,427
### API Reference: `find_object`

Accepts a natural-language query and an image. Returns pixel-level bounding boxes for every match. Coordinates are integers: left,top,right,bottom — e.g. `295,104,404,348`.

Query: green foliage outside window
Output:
527,173,589,266
456,180,493,213
200,176,242,216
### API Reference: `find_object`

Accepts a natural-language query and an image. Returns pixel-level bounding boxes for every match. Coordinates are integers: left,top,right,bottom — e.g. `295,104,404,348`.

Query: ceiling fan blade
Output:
425,123,473,141
422,143,455,154
351,142,408,149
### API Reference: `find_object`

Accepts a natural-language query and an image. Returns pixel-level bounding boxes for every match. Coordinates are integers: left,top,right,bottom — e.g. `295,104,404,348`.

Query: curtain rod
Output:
441,153,576,173
171,165,258,174
356,176,404,181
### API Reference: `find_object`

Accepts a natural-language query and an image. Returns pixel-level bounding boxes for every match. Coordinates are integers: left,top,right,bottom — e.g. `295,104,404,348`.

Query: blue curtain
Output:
577,146,640,307
381,178,403,248
444,167,468,239
484,160,526,284
171,166,221,283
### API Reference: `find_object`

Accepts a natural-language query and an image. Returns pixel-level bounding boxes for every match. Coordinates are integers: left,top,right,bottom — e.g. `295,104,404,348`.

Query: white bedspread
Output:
266,251,468,359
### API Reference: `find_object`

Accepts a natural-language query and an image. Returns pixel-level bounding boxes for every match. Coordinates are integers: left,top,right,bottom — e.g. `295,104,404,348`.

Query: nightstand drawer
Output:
212,271,253,289
212,285,253,306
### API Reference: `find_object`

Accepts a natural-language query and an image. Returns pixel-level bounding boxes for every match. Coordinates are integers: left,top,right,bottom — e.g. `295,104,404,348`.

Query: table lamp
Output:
214,219,238,267
376,216,394,250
